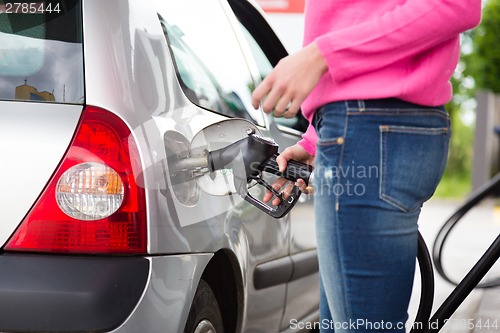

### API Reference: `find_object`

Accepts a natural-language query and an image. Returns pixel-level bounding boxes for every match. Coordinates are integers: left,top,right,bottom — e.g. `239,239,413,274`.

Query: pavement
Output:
410,198,500,333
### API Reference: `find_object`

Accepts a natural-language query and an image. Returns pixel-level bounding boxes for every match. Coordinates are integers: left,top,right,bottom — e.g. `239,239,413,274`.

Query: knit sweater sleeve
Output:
315,0,481,83
298,123,318,156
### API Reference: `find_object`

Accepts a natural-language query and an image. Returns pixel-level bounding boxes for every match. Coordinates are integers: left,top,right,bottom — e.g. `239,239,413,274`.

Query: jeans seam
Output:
380,125,449,135
348,109,450,120
337,108,353,320
335,209,352,324
379,129,386,212
317,138,344,147
337,107,349,212
380,193,412,213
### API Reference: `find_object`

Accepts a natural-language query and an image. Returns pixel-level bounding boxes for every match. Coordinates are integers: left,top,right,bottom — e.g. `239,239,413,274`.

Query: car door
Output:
152,1,298,331
227,0,320,329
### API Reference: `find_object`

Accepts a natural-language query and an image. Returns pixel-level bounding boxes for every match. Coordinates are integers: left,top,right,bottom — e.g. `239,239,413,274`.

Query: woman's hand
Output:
263,144,315,206
251,42,327,118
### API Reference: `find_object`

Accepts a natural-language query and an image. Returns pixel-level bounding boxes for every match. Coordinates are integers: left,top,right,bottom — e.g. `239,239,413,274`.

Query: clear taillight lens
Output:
56,162,124,220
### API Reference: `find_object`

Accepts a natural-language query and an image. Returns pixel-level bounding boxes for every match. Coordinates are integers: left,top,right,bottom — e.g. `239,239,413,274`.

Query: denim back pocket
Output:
379,125,450,213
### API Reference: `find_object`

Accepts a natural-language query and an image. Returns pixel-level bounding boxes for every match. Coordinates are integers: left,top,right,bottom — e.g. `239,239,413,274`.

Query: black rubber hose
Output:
425,235,500,333
432,172,500,288
410,232,435,333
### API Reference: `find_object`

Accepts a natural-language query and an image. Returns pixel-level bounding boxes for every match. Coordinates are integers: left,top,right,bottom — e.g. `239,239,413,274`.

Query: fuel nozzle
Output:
207,129,277,175
207,131,313,218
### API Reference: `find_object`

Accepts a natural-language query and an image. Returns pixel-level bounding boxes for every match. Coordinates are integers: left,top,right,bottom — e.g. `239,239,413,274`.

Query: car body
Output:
0,0,318,332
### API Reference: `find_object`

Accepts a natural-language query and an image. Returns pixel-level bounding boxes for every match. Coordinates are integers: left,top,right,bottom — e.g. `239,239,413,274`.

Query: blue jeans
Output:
313,99,450,332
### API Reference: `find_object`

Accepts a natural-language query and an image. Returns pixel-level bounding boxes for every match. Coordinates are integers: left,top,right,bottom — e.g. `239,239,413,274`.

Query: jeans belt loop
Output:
358,100,366,112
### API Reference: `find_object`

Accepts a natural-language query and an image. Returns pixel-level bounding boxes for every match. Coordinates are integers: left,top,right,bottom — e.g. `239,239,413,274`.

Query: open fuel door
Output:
167,118,312,218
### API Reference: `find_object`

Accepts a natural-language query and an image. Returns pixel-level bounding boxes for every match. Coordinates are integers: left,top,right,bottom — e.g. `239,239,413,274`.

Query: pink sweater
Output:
298,0,482,156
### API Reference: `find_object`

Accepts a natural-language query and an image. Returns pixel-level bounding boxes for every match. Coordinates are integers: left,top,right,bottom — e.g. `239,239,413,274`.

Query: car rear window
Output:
0,0,83,104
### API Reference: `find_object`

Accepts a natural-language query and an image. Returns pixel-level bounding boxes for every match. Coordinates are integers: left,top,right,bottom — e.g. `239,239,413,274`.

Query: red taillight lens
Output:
5,106,147,254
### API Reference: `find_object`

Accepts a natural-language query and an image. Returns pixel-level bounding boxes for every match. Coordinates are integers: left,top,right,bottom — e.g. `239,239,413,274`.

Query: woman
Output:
252,1,481,332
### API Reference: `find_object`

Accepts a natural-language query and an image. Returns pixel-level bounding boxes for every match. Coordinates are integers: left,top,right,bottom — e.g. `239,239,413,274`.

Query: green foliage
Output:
434,32,479,197
434,2,500,198
435,103,473,198
446,104,474,176
464,0,500,93
434,171,471,198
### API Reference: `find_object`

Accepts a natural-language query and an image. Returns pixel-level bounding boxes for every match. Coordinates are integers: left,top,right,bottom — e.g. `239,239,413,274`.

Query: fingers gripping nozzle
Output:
258,154,313,185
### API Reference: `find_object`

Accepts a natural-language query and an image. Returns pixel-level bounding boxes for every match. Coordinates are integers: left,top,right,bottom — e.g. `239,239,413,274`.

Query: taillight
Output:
56,162,125,220
5,106,147,254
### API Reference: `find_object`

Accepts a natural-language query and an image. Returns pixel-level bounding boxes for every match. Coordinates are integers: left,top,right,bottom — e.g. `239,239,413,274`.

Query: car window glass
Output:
238,24,273,82
155,0,264,126
236,20,308,133
0,0,84,104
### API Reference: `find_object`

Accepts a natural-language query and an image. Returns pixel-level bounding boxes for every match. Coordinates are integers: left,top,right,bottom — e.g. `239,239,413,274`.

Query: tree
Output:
436,0,500,196
464,0,500,93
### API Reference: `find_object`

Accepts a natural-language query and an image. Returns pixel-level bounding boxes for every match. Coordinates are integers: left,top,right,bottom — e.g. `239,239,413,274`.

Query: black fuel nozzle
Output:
207,132,313,218
207,129,278,178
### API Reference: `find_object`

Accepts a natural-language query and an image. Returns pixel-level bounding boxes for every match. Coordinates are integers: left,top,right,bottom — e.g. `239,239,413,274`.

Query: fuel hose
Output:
432,172,500,288
410,173,500,333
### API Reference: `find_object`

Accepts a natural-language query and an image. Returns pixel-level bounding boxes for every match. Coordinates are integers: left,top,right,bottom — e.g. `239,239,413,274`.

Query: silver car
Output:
0,0,318,332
